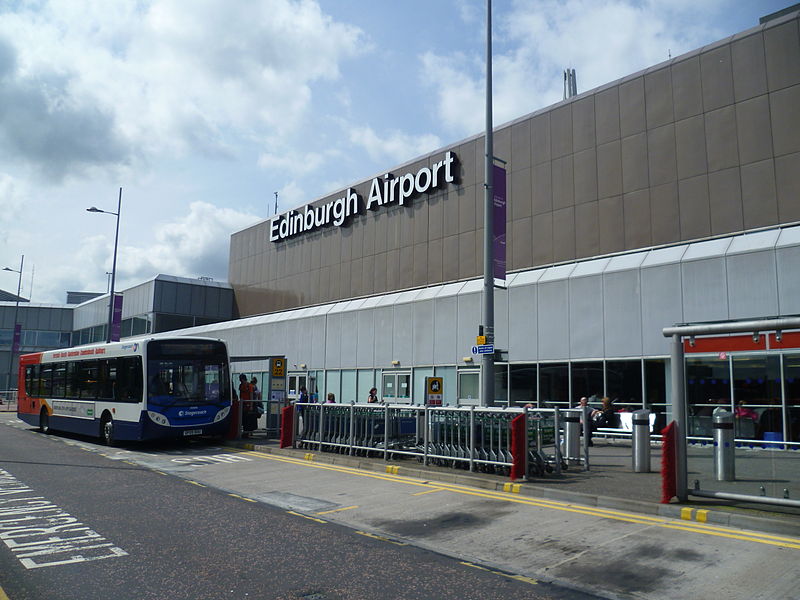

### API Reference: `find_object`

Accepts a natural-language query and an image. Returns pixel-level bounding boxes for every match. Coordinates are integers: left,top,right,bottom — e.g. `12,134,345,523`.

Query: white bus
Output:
17,337,231,444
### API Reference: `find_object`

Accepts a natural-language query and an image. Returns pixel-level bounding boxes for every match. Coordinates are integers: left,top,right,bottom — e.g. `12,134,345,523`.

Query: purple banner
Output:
111,294,123,342
492,163,507,283
11,323,21,354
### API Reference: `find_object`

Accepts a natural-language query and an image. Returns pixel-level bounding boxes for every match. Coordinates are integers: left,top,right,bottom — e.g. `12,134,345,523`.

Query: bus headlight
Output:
213,406,230,423
147,411,171,426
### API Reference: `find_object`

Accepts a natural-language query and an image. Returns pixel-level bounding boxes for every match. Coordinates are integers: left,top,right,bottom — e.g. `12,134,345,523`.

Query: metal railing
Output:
294,403,565,477
0,390,17,412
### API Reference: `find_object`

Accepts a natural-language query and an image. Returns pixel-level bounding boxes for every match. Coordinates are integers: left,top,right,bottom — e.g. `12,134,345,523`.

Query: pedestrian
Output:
326,392,336,403
239,374,257,435
367,387,378,403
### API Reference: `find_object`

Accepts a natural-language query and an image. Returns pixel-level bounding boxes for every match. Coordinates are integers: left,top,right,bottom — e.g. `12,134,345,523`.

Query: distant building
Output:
1,275,236,389
66,291,103,305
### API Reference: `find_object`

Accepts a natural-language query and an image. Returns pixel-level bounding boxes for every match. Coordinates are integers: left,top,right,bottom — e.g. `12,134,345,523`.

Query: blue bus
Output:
18,337,231,444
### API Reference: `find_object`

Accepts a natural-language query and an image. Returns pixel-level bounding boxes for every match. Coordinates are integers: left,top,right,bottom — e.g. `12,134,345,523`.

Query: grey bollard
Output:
562,409,581,461
713,409,735,481
632,409,651,473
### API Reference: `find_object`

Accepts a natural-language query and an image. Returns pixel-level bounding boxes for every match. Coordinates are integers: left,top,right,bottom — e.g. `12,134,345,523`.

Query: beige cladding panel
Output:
230,14,800,317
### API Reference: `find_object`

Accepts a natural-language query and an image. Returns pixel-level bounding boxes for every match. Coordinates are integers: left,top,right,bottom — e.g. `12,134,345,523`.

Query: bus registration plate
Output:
183,429,203,436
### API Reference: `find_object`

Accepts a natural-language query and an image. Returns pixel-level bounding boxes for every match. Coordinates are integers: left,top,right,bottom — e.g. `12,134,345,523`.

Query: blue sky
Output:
0,0,792,304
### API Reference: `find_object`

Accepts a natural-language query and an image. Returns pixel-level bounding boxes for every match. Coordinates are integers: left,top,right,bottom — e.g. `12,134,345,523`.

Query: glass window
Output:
784,355,800,442
414,367,434,405
22,330,36,346
645,359,668,429
37,331,61,347
52,362,66,397
0,329,11,345
606,360,643,410
357,369,376,404
60,332,71,347
40,364,53,397
341,370,356,404
686,356,730,437
435,366,457,406
65,362,79,398
382,372,396,401
494,364,508,406
117,357,143,402
325,370,340,403
77,360,100,399
396,373,411,402
458,370,480,405
733,355,782,441
571,361,604,403
509,364,537,406
539,363,568,408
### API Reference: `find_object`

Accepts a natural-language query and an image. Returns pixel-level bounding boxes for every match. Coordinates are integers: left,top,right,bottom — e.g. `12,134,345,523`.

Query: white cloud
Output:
420,0,743,137
0,0,366,174
348,125,442,163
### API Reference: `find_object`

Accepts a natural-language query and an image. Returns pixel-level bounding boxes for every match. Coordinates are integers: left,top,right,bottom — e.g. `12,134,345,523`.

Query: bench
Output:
596,412,657,437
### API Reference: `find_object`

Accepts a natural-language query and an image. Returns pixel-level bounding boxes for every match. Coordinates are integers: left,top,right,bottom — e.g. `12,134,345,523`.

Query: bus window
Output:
116,357,142,402
52,362,66,398
77,360,100,399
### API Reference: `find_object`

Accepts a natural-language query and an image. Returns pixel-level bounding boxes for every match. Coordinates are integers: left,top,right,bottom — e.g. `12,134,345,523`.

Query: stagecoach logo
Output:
120,343,139,352
269,150,458,242
179,409,208,417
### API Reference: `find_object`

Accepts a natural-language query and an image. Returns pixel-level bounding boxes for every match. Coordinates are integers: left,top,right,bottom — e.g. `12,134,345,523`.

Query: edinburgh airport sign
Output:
269,150,458,242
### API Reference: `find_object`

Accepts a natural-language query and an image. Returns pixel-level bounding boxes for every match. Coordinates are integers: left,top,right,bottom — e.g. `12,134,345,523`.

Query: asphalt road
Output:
0,420,592,600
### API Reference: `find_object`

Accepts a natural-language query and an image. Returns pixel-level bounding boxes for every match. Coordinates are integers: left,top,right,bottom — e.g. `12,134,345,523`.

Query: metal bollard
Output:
632,409,651,473
713,409,735,481
562,409,581,461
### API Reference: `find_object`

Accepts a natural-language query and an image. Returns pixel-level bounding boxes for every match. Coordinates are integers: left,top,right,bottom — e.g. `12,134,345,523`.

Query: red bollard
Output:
225,397,241,440
510,413,526,481
661,421,677,503
280,405,294,448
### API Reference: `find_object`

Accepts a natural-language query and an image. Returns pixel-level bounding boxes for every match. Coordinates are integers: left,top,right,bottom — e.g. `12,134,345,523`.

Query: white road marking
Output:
0,469,127,569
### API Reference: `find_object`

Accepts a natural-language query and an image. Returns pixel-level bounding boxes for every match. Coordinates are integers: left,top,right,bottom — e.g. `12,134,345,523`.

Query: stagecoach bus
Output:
17,337,231,444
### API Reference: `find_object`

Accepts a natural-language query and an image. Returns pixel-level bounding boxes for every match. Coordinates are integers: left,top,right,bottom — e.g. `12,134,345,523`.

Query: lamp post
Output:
87,188,122,343
3,255,24,391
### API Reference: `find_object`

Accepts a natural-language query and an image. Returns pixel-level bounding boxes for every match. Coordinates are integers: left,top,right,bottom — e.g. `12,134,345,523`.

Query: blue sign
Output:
471,344,494,355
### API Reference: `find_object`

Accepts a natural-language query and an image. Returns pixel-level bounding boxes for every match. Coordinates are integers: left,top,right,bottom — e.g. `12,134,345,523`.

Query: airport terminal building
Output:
7,10,799,445
164,8,800,445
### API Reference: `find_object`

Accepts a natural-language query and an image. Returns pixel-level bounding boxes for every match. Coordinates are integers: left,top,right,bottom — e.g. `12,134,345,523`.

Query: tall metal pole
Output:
481,0,495,407
106,188,122,343
671,333,688,501
4,255,23,391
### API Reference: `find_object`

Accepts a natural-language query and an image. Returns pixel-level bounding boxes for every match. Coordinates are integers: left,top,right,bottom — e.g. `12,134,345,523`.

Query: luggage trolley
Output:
527,410,567,476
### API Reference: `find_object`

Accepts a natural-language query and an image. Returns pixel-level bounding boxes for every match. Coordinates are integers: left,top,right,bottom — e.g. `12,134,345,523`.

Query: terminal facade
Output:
5,10,800,446
184,10,800,445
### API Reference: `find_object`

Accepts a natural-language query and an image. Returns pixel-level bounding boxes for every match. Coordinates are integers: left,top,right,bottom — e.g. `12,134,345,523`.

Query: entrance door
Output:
288,373,309,401
381,372,411,404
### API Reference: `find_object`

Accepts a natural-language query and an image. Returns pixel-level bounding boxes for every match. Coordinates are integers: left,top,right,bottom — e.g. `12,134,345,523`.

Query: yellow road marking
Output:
187,480,207,488
316,505,358,515
228,493,256,503
0,584,9,600
287,510,326,524
412,488,444,496
356,530,406,546
225,448,800,550
460,561,538,585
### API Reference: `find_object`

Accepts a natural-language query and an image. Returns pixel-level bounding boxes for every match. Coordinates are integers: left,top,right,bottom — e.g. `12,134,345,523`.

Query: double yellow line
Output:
227,448,800,550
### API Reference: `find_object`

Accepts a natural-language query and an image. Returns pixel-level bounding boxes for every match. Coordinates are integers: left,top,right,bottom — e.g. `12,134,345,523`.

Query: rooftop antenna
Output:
274,191,278,215
563,68,577,100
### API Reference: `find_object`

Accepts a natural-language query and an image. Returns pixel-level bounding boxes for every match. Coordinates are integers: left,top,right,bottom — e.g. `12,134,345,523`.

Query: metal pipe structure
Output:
691,489,800,509
480,0,495,407
3,255,24,391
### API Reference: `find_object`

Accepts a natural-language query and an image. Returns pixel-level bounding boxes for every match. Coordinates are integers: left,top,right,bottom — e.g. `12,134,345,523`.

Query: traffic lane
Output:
0,424,586,600
178,448,800,600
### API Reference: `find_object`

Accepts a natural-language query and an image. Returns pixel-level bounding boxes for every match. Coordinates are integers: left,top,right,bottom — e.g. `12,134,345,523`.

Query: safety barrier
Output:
294,403,566,478
0,390,17,412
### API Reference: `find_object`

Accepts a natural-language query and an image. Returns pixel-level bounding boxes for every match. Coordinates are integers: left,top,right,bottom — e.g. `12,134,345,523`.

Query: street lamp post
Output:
87,188,122,344
3,255,24,391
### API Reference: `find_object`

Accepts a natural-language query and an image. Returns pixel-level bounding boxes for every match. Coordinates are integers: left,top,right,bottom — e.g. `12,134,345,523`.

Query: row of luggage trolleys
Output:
294,403,564,476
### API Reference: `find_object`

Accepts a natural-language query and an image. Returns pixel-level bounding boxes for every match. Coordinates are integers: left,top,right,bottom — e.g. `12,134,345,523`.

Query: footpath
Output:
226,433,800,538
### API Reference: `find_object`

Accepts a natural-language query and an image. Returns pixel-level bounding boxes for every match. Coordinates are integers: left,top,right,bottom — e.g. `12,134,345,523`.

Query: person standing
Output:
239,374,256,435
367,387,378,403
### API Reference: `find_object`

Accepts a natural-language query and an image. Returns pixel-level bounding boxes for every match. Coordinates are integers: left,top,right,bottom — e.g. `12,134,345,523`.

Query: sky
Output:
0,0,792,304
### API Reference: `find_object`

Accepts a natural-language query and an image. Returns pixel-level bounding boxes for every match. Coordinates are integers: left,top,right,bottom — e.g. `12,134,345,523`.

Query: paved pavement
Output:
229,431,800,538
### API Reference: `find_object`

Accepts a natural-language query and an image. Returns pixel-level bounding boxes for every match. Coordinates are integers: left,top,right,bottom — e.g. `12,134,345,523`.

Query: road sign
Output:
425,376,443,405
270,357,285,377
471,344,494,355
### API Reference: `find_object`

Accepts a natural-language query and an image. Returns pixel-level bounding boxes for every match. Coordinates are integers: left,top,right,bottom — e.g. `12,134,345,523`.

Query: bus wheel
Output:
39,409,50,434
101,415,115,446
